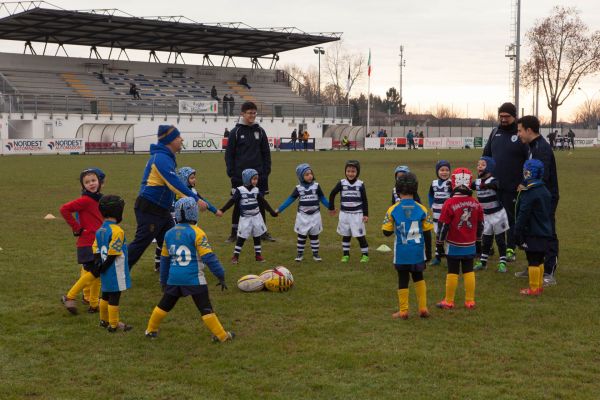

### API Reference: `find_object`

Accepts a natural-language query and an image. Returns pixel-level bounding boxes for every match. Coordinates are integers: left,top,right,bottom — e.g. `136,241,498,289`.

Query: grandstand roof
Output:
0,3,341,58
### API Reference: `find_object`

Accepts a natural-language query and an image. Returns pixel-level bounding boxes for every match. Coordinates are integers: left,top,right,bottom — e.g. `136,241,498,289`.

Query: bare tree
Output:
522,6,600,127
281,63,319,103
324,41,364,104
572,99,600,128
434,105,461,119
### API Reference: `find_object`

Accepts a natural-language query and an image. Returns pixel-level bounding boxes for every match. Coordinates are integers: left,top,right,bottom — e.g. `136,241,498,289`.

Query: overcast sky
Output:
1,0,599,121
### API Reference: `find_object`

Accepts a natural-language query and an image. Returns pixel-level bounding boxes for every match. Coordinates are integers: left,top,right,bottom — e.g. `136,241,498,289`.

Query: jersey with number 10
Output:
382,199,433,265
161,224,214,285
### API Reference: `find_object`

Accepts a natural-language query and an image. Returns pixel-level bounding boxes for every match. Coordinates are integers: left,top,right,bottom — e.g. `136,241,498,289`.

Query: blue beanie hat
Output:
435,160,451,178
242,168,258,186
479,156,496,175
174,197,199,224
157,125,181,145
523,159,544,181
394,165,411,176
295,163,312,184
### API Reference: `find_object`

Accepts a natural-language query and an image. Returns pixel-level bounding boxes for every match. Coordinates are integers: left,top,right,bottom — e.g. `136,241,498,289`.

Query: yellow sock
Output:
202,313,227,342
397,289,409,313
529,266,541,290
99,299,109,322
81,267,90,301
538,264,544,289
445,274,459,304
67,272,96,300
88,277,101,308
463,272,476,302
108,305,120,328
414,280,427,311
147,307,168,333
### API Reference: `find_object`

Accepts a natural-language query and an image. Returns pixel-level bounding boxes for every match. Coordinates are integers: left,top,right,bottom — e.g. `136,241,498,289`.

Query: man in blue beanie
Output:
128,125,220,271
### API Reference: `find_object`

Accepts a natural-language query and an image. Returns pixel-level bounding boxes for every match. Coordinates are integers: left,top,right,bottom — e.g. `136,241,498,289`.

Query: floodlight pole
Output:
515,0,521,116
314,47,324,104
399,45,405,113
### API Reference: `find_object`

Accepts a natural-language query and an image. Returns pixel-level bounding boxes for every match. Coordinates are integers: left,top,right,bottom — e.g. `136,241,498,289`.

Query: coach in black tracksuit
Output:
482,102,529,257
224,101,273,242
517,115,559,285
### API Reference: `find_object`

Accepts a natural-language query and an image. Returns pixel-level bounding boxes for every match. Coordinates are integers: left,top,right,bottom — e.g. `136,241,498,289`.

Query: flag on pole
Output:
346,64,351,93
367,49,372,76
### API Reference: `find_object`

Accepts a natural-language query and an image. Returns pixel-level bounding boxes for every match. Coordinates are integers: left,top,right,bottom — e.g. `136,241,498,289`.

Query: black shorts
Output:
394,262,426,272
523,236,548,253
77,246,94,264
164,284,208,297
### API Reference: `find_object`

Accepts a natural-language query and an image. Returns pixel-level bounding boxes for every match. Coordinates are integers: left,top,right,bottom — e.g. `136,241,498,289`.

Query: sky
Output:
1,0,599,121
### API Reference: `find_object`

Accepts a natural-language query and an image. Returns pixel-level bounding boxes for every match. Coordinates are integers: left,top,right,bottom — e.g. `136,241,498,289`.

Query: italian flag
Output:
367,49,372,76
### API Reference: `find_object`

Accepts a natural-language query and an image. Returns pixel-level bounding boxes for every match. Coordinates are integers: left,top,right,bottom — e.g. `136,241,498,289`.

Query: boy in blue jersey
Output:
514,159,553,296
220,169,278,264
94,195,133,332
276,164,330,262
145,197,234,342
428,160,452,266
382,173,433,319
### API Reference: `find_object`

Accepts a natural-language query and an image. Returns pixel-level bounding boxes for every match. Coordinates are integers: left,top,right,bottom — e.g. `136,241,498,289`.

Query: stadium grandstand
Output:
0,1,352,152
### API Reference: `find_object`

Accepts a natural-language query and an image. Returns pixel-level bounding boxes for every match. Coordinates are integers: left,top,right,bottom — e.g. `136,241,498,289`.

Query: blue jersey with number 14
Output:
382,199,433,265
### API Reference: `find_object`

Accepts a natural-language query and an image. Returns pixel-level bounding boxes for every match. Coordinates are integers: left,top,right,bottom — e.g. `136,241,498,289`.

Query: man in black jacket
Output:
224,101,274,242
516,116,560,286
482,102,529,262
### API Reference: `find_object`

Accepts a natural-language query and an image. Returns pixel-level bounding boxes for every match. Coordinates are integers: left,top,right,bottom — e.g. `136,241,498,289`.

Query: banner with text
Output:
178,100,219,114
2,138,85,155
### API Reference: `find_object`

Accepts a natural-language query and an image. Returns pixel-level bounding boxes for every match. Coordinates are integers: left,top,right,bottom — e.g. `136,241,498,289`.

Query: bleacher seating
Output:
0,53,312,117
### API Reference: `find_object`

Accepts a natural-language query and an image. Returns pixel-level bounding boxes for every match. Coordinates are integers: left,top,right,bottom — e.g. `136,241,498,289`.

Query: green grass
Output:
1,148,599,399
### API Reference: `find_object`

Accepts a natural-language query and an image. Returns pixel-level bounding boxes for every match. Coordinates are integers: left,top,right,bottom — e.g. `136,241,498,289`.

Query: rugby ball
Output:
259,266,294,284
237,274,265,292
264,276,294,292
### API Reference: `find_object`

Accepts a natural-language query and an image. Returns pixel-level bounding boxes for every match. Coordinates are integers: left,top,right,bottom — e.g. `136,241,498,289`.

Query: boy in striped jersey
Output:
472,157,510,272
428,160,452,265
276,164,330,262
329,160,370,263
391,165,422,205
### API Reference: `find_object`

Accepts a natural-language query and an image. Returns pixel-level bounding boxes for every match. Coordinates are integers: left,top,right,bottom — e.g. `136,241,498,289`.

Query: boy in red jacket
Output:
60,168,105,314
435,168,484,310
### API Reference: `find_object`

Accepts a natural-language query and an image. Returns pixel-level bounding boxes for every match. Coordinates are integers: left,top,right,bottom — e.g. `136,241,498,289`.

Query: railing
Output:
0,94,352,121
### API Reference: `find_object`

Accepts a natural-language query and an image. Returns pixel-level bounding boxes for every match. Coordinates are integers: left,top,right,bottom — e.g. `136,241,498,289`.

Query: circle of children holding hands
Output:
59,112,556,338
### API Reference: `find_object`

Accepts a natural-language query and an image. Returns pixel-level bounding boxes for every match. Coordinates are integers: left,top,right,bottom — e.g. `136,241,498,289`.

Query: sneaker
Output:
107,322,133,333
520,287,543,296
99,320,109,329
154,263,160,273
231,255,239,264
436,299,455,310
295,255,303,262
473,261,487,271
61,295,78,315
496,262,507,273
255,255,266,262
260,232,276,242
419,309,430,318
313,254,322,262
225,234,237,243
212,331,235,343
87,306,99,314
506,248,516,262
360,255,369,263
340,255,350,263
543,274,557,287
145,330,159,339
392,311,409,320
429,258,441,266
514,269,529,278
464,301,476,309
81,297,90,305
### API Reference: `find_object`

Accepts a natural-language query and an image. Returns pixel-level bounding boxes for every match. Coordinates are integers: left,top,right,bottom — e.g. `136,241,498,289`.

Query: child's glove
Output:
270,210,278,217
216,278,228,291
436,242,446,258
73,228,84,237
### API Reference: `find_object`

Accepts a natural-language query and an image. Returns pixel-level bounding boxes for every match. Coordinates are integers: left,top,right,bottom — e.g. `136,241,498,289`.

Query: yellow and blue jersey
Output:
382,199,433,265
160,224,225,286
93,221,131,292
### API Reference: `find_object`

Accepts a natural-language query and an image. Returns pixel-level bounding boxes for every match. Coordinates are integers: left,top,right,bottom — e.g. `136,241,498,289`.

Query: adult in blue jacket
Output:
128,125,220,270
516,116,560,286
224,101,273,242
482,102,529,261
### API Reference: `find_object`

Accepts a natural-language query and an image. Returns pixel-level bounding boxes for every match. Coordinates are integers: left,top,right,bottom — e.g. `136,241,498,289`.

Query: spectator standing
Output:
482,102,529,262
291,128,298,151
567,129,575,150
302,130,310,151
228,94,235,116
516,115,560,286
211,86,220,102
222,94,230,116
239,75,252,90
407,129,416,150
224,128,230,138
224,101,274,243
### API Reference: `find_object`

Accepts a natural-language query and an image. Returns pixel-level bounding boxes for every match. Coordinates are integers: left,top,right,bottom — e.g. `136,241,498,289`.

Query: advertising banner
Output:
2,139,85,155
183,137,222,152
178,100,219,114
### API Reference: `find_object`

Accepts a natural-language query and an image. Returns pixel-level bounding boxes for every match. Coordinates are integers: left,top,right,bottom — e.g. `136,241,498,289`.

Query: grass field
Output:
1,148,600,399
